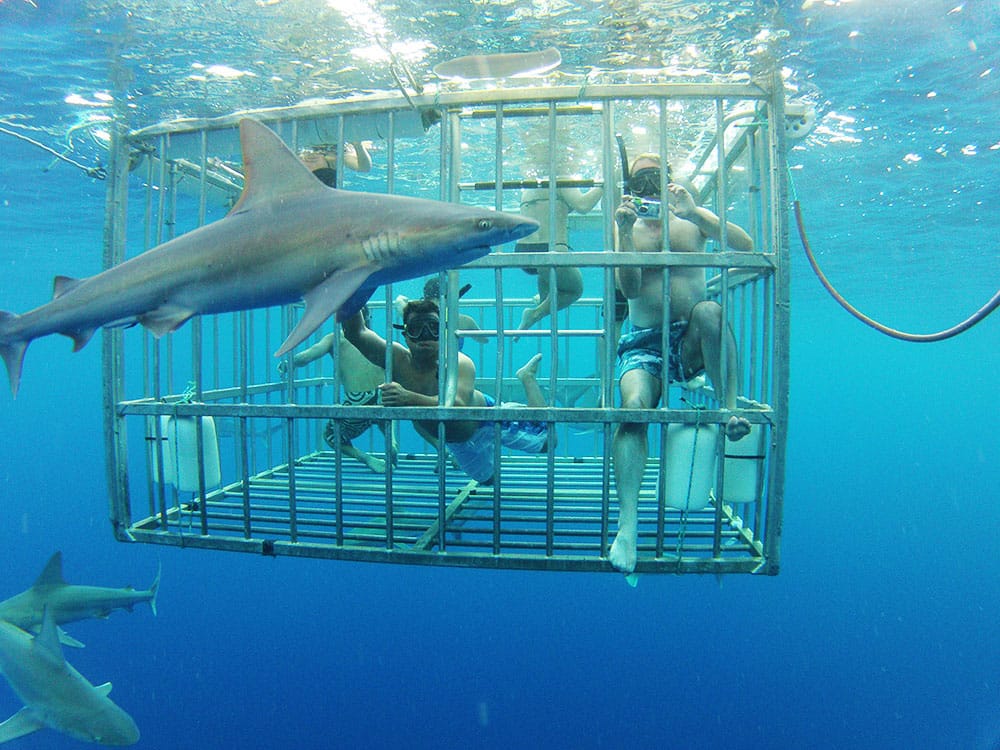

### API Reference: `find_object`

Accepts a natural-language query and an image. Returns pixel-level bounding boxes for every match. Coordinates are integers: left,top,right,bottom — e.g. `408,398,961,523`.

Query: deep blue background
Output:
1,2,999,749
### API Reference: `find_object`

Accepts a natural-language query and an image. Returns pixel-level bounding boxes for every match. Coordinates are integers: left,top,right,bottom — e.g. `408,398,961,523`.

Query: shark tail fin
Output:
0,312,28,398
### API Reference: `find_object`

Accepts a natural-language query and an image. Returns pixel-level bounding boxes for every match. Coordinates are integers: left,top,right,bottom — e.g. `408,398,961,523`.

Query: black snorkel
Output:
615,133,661,220
615,133,630,195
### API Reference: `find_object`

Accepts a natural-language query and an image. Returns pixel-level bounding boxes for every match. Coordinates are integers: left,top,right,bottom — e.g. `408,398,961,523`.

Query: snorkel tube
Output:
615,132,661,219
615,133,630,194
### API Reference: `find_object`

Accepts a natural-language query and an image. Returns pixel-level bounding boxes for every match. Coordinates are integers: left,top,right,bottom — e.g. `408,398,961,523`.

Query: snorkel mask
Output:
616,136,670,220
396,314,440,342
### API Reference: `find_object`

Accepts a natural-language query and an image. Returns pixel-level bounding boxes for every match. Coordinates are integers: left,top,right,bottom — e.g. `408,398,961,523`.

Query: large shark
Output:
0,117,538,396
0,608,140,745
0,552,159,648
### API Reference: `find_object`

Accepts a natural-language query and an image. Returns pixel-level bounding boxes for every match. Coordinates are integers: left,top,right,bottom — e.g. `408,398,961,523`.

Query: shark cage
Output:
101,67,792,576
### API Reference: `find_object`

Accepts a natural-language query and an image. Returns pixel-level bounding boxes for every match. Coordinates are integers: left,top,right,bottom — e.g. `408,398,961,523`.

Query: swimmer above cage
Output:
100,70,790,576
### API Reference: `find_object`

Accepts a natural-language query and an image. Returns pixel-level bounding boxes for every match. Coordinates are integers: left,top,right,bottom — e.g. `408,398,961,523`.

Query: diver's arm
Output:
451,354,478,408
344,141,373,173
341,312,387,368
669,185,753,251
289,333,337,367
614,200,642,299
560,185,603,213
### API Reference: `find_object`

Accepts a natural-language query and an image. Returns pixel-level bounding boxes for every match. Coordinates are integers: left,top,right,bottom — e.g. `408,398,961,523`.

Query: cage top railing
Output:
126,79,776,140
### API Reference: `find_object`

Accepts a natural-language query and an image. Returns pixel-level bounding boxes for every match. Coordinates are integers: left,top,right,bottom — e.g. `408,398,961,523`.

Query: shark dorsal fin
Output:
33,551,66,588
227,119,328,217
32,607,65,669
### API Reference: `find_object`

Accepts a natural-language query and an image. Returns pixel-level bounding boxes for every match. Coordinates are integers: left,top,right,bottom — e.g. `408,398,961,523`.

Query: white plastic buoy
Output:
784,101,817,141
663,423,719,511
722,424,765,505
153,415,221,492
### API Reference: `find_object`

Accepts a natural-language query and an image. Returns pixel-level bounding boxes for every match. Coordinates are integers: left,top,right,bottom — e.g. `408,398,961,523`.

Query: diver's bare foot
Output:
516,353,543,382
725,415,751,441
517,307,538,331
360,454,387,474
608,529,637,574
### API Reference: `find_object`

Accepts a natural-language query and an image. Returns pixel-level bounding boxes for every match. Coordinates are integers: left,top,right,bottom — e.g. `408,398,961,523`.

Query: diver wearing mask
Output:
609,150,755,576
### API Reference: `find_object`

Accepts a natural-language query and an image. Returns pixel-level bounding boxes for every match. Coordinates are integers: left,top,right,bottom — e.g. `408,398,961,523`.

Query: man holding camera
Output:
609,153,755,575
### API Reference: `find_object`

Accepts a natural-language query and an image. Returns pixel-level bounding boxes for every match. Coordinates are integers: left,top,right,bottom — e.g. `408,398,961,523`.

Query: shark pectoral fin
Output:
336,286,377,322
57,627,86,649
138,306,196,338
94,682,113,698
274,266,372,357
0,707,45,742
0,313,28,398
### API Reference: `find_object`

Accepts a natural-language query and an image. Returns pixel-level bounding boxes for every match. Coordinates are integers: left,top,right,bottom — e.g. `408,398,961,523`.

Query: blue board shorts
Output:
616,321,704,383
446,394,549,483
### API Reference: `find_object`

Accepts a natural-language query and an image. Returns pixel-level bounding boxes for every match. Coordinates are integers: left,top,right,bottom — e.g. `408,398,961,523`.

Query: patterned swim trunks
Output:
446,394,549,483
323,389,379,447
615,321,703,383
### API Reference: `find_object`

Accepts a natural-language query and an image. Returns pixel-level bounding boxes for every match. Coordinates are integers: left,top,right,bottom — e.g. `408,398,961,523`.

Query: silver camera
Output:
633,197,661,219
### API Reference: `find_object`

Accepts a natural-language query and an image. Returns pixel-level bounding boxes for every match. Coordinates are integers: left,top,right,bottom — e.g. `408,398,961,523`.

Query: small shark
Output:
0,552,159,648
0,117,538,396
0,608,140,745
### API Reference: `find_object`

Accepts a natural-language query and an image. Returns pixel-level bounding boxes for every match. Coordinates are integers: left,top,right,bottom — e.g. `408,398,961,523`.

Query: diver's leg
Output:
516,353,545,407
684,301,750,442
609,368,661,574
341,442,387,474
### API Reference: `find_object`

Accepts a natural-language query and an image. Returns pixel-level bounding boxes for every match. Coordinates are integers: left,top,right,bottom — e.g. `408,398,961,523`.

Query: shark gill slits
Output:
362,233,401,263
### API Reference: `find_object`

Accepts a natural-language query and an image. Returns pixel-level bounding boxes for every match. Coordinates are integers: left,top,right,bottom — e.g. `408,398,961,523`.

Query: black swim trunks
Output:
514,241,572,275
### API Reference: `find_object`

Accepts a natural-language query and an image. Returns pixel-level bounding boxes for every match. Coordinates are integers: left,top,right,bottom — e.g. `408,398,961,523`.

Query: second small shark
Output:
0,608,140,745
0,552,159,647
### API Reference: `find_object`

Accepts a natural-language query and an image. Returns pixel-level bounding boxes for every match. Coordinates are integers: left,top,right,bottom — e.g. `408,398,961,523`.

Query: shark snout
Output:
503,214,540,243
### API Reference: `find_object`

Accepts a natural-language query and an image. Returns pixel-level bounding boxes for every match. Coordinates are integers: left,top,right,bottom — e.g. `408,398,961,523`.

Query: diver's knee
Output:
620,392,654,410
691,299,722,327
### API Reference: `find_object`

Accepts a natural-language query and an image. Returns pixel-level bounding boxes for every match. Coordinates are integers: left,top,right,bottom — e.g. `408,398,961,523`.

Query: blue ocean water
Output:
1,2,998,749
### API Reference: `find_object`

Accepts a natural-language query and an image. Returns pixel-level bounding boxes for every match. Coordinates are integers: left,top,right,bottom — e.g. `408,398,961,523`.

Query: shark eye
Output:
476,218,493,231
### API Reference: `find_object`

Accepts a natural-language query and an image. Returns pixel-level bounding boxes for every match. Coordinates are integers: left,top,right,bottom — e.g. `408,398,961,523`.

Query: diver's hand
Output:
377,381,413,406
667,183,697,220
277,359,290,377
615,198,638,231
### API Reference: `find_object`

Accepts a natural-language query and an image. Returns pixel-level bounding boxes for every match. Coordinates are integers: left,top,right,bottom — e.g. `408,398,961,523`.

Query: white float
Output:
152,415,221,492
663,423,719,511
722,424,765,505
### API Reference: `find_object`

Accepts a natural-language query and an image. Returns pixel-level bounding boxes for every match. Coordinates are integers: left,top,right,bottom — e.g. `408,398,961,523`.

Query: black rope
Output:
793,199,1000,342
